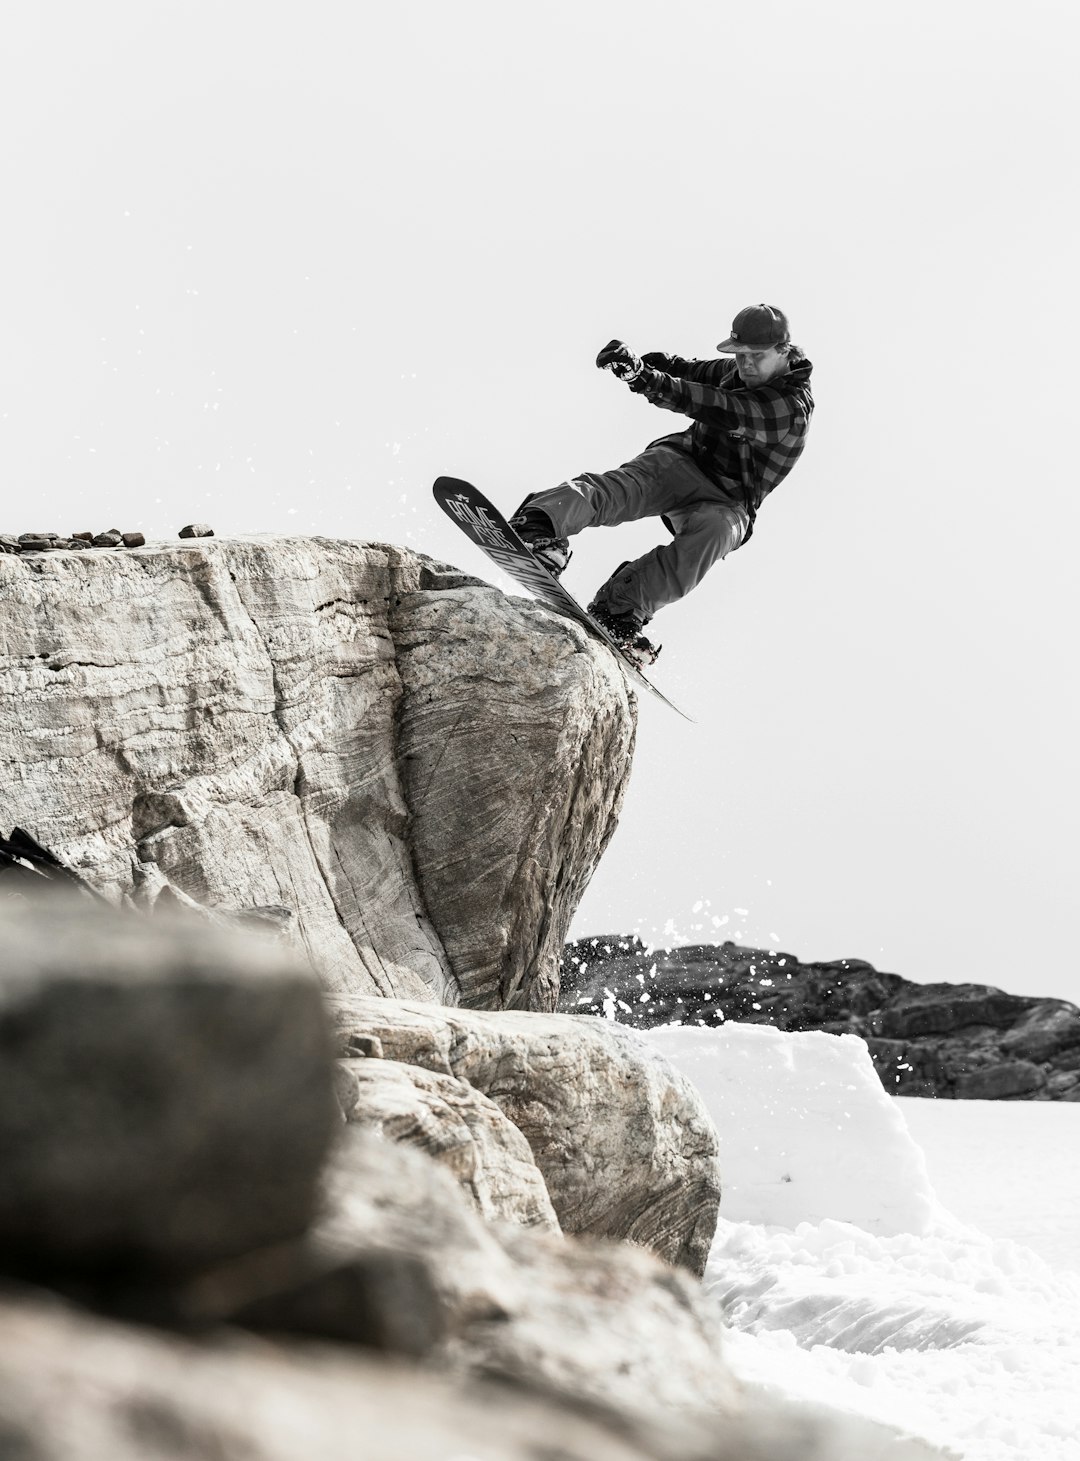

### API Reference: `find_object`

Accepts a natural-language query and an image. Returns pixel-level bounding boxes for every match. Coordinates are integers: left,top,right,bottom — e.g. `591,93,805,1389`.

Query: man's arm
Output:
640,353,720,382
629,365,808,444
640,351,689,377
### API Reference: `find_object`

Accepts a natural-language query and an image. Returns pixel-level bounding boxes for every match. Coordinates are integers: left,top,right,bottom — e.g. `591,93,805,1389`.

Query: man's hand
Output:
595,339,643,382
640,351,673,371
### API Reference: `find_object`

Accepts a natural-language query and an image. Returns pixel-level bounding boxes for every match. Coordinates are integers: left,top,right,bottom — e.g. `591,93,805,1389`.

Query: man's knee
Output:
672,503,745,559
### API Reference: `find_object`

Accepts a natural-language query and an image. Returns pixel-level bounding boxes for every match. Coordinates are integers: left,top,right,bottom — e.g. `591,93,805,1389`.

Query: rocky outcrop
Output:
326,994,722,1275
560,936,1080,1100
0,534,634,1009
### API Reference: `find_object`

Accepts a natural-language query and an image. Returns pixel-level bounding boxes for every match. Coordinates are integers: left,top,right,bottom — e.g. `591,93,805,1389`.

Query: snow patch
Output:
642,1021,1080,1461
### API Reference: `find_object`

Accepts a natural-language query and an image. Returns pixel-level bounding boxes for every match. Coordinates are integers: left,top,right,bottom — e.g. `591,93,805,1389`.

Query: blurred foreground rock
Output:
0,896,337,1274
0,1287,949,1461
0,534,634,1009
560,936,1080,1100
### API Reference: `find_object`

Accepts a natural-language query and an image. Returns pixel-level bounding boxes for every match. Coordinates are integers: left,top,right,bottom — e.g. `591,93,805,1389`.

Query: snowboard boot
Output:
508,507,572,578
586,601,662,669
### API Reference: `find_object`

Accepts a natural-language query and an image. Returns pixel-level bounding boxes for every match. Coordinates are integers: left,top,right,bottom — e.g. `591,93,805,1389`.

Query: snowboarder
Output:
510,304,814,663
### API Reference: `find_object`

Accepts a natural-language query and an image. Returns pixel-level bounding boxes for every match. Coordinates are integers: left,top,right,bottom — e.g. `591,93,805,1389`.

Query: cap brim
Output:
717,337,787,353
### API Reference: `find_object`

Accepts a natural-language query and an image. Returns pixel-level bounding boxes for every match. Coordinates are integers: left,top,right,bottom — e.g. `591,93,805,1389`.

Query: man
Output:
510,304,814,666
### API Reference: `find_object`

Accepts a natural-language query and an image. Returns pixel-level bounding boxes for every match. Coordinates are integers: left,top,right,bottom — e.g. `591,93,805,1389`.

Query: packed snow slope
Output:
643,1021,1080,1461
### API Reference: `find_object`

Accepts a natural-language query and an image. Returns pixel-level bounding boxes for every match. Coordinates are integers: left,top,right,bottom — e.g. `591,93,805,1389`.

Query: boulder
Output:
0,535,634,1009
335,1056,560,1230
869,986,1028,1039
326,996,722,1274
0,897,337,1274
999,1002,1080,1062
953,1061,1045,1099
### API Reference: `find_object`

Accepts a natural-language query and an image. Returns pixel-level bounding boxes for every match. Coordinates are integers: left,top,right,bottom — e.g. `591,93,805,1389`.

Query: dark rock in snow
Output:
559,934,1080,1101
178,522,214,537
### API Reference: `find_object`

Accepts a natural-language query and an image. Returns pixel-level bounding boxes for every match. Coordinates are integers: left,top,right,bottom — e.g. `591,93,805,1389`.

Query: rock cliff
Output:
0,534,634,1008
560,936,1080,1100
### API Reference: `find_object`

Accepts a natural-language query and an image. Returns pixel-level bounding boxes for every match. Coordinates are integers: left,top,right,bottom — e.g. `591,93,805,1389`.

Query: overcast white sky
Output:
3,3,1077,1001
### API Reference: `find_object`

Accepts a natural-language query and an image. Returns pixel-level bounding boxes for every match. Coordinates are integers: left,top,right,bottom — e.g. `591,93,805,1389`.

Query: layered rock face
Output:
560,937,1080,1100
0,535,634,1008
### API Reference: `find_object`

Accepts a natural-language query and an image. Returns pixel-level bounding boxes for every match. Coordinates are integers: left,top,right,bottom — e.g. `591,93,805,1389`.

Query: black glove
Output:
640,351,673,371
595,339,642,382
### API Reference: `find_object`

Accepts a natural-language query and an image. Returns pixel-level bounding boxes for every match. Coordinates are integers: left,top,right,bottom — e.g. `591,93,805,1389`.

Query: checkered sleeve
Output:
630,366,808,444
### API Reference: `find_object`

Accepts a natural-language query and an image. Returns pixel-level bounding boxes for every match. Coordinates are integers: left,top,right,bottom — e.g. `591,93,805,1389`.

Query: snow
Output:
644,1022,1080,1461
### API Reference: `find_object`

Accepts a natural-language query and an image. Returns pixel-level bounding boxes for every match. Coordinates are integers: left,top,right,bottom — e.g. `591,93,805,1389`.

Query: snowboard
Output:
433,477,690,719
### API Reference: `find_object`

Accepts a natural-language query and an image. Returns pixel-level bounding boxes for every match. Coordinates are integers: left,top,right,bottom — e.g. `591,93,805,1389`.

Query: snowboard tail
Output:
433,476,690,719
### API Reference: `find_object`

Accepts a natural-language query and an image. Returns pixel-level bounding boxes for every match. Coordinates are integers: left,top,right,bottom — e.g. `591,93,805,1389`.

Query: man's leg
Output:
590,501,746,622
515,441,746,627
513,442,694,539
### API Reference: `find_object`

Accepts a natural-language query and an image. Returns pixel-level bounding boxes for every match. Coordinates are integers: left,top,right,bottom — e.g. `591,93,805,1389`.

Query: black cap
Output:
717,304,790,352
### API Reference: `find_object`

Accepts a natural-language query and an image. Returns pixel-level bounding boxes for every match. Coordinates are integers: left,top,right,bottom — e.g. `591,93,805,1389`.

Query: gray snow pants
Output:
518,434,749,622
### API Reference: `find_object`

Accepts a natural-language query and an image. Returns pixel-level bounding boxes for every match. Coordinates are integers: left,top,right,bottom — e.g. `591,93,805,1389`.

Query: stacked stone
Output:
1,524,214,553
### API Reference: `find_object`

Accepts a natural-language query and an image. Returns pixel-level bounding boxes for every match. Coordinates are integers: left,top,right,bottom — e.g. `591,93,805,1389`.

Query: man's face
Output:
726,343,790,386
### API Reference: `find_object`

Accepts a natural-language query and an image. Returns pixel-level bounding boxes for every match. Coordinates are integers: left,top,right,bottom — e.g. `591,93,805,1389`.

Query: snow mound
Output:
645,1022,939,1234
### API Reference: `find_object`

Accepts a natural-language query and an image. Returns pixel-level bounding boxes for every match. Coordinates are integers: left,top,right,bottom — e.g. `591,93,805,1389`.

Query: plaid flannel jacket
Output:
629,352,814,526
